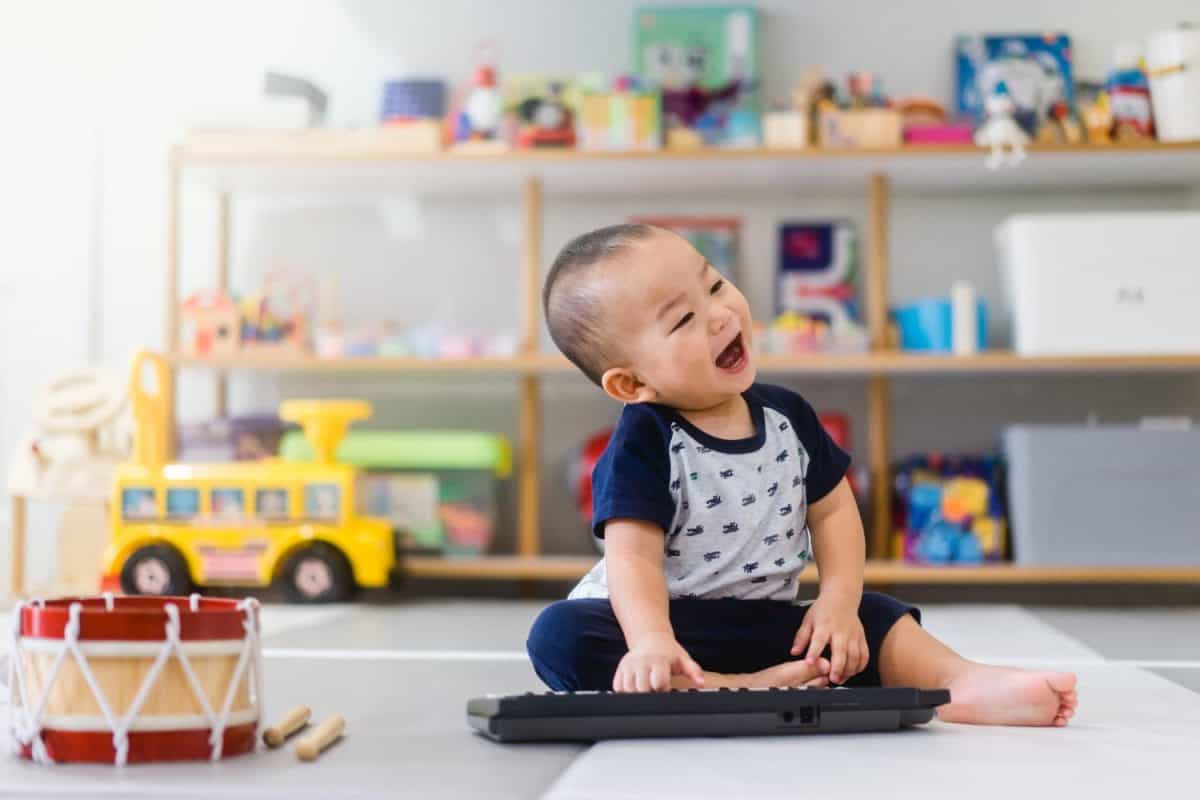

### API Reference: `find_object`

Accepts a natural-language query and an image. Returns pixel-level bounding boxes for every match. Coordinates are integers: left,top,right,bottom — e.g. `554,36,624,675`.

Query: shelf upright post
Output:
518,176,544,559
214,190,231,418
164,147,181,460
866,173,892,560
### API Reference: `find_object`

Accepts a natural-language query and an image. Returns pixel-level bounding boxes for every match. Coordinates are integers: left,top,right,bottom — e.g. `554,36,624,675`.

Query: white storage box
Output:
1004,424,1200,566
996,212,1200,355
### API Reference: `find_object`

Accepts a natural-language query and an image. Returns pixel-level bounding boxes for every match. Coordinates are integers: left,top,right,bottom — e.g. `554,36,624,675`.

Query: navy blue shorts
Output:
526,591,920,692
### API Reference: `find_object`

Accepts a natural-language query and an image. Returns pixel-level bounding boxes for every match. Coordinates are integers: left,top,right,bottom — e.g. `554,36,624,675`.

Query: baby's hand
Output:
614,632,705,692
791,593,868,685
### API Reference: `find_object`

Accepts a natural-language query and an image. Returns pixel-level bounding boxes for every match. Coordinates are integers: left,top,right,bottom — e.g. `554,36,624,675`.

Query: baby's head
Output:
543,224,755,411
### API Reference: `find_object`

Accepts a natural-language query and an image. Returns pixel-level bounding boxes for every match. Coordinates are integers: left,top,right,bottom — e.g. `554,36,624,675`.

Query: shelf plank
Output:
403,555,599,581
174,134,1200,195
168,352,544,373
178,132,1200,164
400,556,1200,585
168,351,1200,376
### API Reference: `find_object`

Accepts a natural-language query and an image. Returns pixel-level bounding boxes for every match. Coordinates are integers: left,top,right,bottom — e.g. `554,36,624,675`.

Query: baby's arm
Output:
791,477,869,684
606,518,706,691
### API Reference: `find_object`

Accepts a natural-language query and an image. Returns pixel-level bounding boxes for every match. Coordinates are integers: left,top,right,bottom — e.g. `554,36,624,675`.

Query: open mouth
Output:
715,332,748,372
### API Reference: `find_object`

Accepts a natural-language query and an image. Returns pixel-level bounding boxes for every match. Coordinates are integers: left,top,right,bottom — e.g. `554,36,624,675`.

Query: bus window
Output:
256,488,289,520
166,487,200,519
306,484,340,521
122,488,157,520
212,487,246,517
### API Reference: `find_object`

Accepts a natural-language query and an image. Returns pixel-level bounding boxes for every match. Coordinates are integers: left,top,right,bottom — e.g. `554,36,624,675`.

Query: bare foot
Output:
741,658,832,690
938,664,1078,727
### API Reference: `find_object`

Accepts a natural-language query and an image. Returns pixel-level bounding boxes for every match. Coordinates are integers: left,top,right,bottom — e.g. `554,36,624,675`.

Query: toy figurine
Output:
514,80,576,148
461,64,504,142
1081,90,1114,144
974,82,1029,169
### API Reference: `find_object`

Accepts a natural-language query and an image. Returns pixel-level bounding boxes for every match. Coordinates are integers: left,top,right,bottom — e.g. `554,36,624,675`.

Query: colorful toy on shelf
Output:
181,290,240,356
956,33,1073,135
1034,100,1084,145
238,270,313,352
378,78,447,152
1078,86,1114,144
448,43,509,153
507,74,598,149
814,72,902,149
897,97,976,145
893,454,1008,565
578,76,662,151
381,78,447,123
634,4,760,149
631,215,740,280
102,351,394,602
974,81,1029,169
776,220,859,317
759,308,868,356
280,430,512,556
1104,44,1155,141
767,219,869,352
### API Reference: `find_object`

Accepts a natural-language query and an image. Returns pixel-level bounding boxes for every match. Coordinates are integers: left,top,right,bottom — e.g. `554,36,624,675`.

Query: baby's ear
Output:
601,368,657,405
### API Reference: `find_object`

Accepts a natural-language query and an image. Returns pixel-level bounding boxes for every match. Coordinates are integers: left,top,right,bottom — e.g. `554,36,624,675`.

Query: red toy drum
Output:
8,594,263,765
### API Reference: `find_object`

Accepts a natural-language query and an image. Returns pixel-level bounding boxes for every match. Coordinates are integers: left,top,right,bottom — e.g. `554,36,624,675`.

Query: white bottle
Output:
951,281,978,355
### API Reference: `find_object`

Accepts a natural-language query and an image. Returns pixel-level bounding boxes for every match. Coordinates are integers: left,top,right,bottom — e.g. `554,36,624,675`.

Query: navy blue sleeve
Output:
752,384,851,504
591,403,676,538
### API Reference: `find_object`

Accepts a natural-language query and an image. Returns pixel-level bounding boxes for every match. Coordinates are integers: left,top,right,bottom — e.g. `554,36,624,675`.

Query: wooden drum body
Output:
8,595,262,764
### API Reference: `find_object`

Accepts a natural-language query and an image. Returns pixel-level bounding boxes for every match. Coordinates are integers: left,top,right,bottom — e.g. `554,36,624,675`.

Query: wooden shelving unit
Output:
164,135,1200,587
402,556,1200,586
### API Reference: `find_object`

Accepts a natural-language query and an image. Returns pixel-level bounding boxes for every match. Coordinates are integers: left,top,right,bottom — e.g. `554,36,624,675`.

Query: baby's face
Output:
600,230,755,410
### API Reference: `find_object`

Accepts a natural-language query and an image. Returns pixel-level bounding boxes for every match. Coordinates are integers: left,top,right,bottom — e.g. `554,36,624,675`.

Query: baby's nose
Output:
710,306,732,334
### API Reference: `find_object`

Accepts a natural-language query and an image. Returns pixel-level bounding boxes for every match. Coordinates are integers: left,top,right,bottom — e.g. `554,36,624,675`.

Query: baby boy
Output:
526,223,1077,726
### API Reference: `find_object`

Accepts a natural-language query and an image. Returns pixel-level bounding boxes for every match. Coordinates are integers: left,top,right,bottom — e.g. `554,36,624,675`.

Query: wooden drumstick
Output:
295,714,344,762
263,705,311,748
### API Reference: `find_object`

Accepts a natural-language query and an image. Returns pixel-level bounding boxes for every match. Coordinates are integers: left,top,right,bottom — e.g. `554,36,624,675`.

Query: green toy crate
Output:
279,430,512,556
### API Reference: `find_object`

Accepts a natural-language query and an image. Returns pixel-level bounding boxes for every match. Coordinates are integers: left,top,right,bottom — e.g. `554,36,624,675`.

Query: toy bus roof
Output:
115,458,356,484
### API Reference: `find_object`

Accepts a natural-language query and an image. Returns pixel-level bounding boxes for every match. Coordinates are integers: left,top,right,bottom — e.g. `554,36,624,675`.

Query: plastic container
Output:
280,430,511,556
1004,424,1200,566
893,298,987,353
1146,24,1200,141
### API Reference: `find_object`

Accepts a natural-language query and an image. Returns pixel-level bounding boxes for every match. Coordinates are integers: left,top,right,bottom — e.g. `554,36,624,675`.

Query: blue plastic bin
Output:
894,299,987,352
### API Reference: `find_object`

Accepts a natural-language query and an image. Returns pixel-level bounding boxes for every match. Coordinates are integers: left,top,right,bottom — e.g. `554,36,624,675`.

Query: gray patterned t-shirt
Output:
570,383,850,602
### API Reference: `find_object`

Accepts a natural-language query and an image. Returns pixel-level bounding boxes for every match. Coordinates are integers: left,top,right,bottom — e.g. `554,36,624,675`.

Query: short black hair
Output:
543,223,658,386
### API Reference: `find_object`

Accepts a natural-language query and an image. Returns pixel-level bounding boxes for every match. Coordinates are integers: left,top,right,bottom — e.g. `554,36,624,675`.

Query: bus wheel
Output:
281,543,355,603
120,545,192,596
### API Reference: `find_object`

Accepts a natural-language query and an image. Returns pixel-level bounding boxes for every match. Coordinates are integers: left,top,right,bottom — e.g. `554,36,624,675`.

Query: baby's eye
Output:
670,312,695,334
710,279,724,295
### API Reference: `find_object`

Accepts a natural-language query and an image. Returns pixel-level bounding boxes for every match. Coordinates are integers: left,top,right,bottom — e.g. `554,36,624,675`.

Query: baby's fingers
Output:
829,634,849,683
805,627,831,666
675,654,706,687
791,618,813,657
649,663,670,692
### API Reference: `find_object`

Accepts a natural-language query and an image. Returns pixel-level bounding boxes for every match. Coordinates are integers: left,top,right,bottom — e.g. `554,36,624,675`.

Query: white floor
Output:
0,602,1197,799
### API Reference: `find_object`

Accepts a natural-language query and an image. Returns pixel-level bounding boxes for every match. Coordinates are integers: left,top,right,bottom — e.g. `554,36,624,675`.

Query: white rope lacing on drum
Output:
8,598,262,765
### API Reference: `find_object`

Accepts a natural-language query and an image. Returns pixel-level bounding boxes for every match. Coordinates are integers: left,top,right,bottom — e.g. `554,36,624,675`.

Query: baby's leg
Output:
878,614,1078,727
526,597,826,691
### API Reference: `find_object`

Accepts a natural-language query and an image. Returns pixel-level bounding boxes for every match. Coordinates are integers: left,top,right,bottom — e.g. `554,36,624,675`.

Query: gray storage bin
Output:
1003,425,1200,566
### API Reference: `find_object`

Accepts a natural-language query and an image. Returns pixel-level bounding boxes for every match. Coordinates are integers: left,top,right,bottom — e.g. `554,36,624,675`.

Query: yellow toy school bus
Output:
101,352,394,602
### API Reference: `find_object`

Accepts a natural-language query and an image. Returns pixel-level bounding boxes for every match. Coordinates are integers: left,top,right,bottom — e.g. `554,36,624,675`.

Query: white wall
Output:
3,0,1199,584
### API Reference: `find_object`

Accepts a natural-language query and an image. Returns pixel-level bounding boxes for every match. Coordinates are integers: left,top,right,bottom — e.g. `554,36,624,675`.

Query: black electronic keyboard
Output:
468,686,949,742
